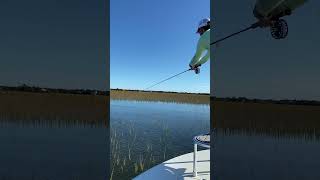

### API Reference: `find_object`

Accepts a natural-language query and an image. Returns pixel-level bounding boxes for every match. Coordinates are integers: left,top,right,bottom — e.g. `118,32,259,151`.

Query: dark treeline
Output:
212,96,320,106
0,84,108,95
111,88,209,95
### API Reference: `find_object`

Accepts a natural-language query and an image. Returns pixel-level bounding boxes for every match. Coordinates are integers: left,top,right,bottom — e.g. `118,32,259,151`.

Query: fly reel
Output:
270,19,288,39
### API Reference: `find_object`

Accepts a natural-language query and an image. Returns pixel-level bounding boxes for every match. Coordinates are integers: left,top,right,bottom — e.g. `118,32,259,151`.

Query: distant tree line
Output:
213,96,320,106
111,88,209,95
0,84,108,96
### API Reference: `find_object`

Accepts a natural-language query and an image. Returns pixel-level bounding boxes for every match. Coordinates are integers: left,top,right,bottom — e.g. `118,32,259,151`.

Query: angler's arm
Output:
196,50,210,66
189,41,205,67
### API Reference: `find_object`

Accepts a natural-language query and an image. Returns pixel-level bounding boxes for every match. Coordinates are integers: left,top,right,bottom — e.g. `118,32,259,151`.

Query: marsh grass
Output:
110,90,209,105
212,100,320,128
0,92,109,128
218,128,320,142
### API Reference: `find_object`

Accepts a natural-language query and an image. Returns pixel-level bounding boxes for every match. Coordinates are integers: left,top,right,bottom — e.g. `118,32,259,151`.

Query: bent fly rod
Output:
144,68,192,91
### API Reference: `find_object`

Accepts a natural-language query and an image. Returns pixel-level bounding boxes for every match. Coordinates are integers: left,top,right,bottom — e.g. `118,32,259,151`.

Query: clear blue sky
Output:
111,0,210,93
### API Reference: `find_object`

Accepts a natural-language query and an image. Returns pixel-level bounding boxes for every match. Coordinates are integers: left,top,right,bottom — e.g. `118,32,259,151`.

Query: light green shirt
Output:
189,29,210,67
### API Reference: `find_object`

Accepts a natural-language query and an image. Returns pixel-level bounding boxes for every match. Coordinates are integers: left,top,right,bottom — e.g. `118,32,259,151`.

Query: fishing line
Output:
144,68,192,91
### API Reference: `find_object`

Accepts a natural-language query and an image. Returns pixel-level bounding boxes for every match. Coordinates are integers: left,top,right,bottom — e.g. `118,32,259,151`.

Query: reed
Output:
0,91,109,127
110,118,174,179
110,89,209,104
212,100,320,128
216,128,320,142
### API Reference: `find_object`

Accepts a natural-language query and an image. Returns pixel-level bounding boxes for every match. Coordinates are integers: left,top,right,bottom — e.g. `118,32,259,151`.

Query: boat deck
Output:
133,150,210,180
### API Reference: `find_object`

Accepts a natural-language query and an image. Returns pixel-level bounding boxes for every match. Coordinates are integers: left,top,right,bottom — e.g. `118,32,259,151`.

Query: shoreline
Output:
0,89,319,128
110,89,209,104
111,89,320,106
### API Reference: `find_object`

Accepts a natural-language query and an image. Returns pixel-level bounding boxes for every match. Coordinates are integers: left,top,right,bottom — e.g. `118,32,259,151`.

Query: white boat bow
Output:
133,149,210,180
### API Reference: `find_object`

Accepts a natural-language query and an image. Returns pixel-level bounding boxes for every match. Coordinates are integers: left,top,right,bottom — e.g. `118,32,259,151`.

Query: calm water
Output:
0,126,109,180
110,100,210,180
213,128,320,180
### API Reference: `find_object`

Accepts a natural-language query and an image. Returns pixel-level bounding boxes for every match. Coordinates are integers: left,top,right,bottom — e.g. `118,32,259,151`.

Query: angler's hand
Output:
189,64,201,74
189,64,201,70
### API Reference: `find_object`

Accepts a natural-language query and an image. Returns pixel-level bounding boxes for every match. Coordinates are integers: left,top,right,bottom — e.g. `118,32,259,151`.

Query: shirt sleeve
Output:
189,39,205,67
196,49,210,66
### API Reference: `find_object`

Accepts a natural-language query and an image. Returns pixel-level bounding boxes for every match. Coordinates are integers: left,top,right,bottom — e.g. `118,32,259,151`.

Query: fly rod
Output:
144,68,192,91
210,22,260,46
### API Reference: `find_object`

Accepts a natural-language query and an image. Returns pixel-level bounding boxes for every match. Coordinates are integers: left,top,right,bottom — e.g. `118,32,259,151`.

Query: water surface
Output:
110,100,209,180
213,128,320,180
0,123,109,180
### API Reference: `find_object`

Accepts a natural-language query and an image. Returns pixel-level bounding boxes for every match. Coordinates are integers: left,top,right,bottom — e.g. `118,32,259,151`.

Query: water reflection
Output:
212,128,320,180
0,127,109,180
0,94,109,180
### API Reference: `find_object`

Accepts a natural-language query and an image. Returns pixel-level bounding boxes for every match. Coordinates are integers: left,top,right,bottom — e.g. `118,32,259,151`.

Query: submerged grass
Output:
110,118,173,180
